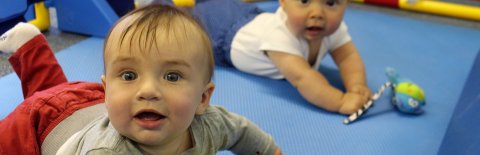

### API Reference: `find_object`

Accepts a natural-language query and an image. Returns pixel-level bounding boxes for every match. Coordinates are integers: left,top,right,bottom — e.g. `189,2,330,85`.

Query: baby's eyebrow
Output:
163,60,191,68
111,57,137,64
110,57,191,69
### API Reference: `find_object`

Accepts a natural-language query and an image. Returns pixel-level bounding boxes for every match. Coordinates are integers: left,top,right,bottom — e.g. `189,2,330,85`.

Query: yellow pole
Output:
172,0,195,7
28,2,50,31
399,0,480,21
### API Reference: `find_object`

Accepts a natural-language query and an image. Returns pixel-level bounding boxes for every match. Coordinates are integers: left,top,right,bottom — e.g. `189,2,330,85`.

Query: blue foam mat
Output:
438,50,480,154
2,4,480,155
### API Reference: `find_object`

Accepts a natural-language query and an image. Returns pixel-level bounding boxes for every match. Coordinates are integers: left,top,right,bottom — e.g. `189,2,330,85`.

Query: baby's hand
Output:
339,92,369,115
348,85,372,101
274,148,282,155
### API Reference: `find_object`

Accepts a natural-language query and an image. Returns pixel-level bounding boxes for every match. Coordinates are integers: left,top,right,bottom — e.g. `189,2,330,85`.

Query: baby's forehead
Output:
110,13,206,48
105,37,207,63
103,8,214,81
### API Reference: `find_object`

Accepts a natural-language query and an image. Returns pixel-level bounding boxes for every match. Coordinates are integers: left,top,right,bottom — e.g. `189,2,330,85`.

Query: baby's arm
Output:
266,50,350,113
331,42,371,102
213,107,281,155
266,46,371,114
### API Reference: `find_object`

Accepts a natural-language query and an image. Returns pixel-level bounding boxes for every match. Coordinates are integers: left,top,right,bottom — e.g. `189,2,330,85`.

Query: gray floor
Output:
0,1,479,78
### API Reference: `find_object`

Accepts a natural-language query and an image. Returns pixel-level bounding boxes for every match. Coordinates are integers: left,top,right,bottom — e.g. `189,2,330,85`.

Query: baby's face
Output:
280,0,347,42
101,14,212,150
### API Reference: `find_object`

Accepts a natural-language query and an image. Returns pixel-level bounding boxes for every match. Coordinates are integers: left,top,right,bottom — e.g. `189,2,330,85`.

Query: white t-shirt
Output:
231,8,352,79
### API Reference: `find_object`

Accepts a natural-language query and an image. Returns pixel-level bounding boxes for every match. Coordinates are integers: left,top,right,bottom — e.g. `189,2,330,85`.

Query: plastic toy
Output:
343,67,426,124
0,0,50,34
28,1,50,31
352,0,480,21
51,0,135,37
173,0,195,7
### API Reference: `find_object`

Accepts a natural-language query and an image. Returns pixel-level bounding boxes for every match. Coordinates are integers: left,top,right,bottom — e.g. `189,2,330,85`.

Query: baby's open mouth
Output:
306,26,324,31
134,111,166,121
134,110,167,129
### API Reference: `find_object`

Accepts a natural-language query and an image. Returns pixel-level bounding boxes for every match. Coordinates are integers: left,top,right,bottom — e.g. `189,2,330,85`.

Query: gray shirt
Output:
57,106,278,155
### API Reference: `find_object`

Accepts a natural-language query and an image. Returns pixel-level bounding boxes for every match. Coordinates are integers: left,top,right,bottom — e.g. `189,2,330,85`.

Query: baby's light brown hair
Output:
103,4,214,83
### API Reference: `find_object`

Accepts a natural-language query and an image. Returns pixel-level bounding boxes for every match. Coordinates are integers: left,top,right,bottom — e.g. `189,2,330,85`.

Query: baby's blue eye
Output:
164,72,182,82
325,0,339,6
121,71,137,81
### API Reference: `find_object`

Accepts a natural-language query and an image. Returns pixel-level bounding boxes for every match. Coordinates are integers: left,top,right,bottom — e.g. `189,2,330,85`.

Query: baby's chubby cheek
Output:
169,97,200,119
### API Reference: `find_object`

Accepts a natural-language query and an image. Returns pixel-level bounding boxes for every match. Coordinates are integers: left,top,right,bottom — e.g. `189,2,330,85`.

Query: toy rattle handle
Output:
343,82,392,124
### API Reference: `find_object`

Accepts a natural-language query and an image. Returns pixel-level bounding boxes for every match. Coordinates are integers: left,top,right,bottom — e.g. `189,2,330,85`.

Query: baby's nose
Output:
136,80,161,101
309,4,324,20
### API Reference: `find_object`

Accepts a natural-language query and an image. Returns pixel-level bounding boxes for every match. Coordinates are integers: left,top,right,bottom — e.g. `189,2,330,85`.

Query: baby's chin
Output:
130,127,190,145
128,132,167,146
303,33,325,42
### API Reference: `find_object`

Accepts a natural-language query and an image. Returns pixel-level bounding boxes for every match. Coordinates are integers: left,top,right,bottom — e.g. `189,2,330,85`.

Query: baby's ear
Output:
101,75,106,90
195,82,215,115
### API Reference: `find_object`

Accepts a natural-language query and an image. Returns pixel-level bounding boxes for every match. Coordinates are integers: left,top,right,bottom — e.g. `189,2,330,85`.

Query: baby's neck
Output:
139,130,193,155
307,39,322,66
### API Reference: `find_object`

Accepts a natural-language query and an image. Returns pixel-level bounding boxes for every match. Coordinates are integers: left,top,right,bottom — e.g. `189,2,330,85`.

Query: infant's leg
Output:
0,23,104,155
0,23,67,98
